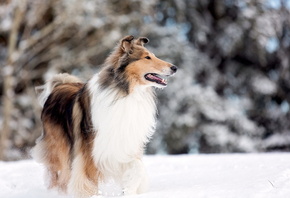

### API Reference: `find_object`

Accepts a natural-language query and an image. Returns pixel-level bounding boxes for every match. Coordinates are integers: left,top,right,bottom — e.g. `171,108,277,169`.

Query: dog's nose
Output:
170,65,178,73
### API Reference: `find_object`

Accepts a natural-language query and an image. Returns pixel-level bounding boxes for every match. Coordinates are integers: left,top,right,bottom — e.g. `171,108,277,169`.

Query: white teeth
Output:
145,73,168,85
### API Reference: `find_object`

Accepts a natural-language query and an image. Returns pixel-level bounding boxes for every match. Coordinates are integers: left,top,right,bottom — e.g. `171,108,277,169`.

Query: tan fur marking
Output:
69,84,102,195
125,48,172,91
42,123,71,192
72,102,102,194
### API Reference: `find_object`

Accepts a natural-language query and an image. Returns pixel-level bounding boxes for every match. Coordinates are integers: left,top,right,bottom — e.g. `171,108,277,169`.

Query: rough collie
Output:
32,35,177,197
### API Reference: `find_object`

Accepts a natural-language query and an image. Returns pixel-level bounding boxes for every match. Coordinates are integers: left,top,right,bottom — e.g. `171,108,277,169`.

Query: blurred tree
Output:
0,0,289,160
153,0,290,153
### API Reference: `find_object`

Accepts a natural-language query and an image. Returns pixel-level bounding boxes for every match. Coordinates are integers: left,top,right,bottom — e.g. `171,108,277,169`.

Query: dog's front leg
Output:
121,159,148,195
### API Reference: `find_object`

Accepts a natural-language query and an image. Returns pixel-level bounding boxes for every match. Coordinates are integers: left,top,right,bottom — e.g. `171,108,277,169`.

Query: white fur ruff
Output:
88,74,156,177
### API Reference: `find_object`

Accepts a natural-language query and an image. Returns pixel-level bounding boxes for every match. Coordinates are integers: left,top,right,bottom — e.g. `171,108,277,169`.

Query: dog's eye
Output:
145,56,151,60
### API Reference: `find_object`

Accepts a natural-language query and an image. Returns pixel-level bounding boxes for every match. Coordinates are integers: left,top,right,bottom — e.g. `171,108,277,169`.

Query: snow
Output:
251,75,277,95
0,154,290,198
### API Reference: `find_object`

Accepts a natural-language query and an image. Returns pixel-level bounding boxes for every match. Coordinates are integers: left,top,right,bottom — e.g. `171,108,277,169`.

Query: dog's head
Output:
102,35,177,93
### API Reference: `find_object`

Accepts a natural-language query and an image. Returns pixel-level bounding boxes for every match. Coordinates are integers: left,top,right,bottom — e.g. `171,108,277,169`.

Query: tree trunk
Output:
0,0,26,160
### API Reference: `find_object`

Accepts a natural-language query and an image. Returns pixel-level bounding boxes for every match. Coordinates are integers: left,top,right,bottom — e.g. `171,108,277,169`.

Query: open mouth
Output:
144,73,168,86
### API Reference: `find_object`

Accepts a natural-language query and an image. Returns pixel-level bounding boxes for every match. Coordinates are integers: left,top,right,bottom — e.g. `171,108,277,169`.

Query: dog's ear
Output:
121,35,135,53
136,37,149,46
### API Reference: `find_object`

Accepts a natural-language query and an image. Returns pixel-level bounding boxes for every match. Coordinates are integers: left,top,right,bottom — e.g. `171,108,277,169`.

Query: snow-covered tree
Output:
0,0,290,160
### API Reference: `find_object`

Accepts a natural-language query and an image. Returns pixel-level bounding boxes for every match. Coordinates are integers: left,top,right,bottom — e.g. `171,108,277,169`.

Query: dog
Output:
32,35,177,197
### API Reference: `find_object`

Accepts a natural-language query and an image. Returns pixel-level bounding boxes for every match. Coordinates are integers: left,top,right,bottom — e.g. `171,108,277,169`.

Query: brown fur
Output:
37,82,101,194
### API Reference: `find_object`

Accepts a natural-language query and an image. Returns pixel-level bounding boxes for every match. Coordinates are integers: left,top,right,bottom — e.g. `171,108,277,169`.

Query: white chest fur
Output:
88,75,156,175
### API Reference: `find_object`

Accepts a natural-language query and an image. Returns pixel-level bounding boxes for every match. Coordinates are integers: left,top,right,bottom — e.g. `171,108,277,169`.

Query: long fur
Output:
32,35,177,197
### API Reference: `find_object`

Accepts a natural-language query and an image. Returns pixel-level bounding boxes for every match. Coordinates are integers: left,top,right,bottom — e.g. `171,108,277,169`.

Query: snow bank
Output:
0,154,289,198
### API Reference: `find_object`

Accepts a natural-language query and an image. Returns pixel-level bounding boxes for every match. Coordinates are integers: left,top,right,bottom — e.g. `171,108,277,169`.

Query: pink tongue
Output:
149,74,161,81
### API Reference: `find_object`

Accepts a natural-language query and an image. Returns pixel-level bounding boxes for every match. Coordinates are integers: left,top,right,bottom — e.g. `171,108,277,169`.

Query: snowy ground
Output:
0,153,290,198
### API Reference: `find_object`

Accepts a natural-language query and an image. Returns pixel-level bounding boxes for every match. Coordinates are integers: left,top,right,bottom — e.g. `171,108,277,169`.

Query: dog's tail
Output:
36,73,83,107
